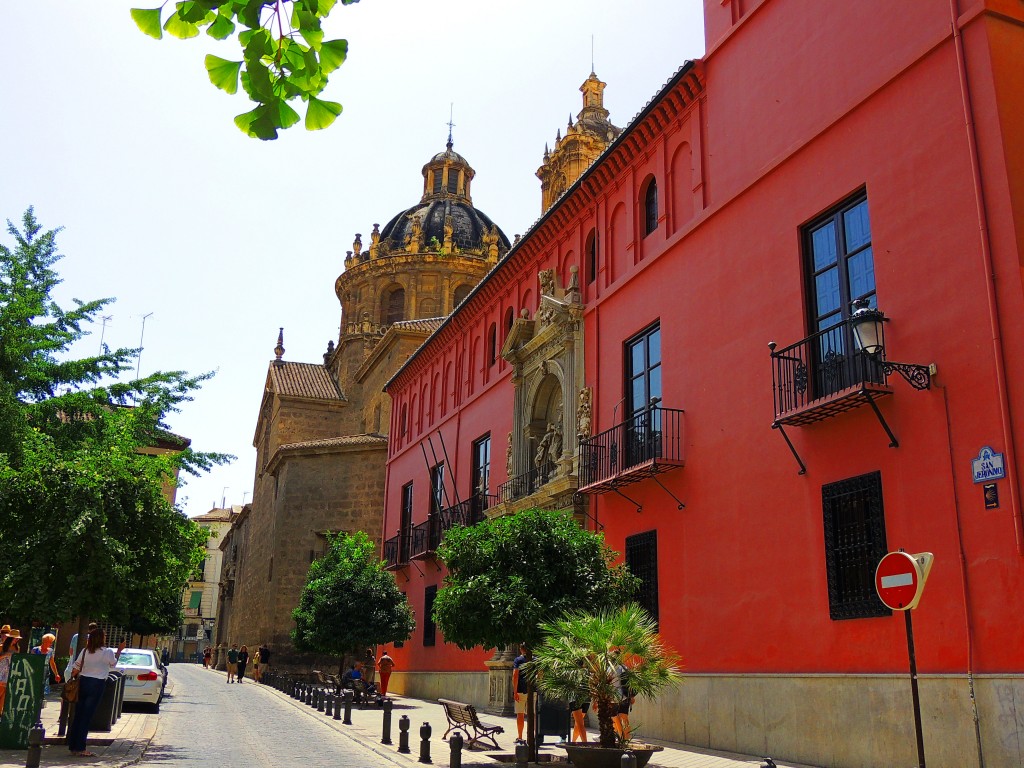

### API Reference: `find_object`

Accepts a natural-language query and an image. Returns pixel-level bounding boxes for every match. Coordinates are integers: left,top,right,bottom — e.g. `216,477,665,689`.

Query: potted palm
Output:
527,603,681,768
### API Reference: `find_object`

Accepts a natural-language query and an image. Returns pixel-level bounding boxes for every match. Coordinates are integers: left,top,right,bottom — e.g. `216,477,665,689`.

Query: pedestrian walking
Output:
203,646,212,669
258,643,270,677
511,644,536,743
68,629,125,757
237,645,249,683
0,629,22,718
63,622,98,681
30,633,61,695
226,644,238,683
377,650,395,697
252,647,261,683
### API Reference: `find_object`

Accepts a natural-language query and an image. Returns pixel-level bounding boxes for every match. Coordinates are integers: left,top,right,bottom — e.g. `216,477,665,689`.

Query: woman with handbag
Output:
0,629,22,719
67,629,125,757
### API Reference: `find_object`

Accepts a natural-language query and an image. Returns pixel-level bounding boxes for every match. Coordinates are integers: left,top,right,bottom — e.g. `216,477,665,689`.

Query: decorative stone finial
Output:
274,328,285,364
353,233,362,256
323,339,335,364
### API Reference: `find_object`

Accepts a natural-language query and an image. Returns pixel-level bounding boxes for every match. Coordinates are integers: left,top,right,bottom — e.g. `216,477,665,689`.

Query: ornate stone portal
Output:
499,266,586,512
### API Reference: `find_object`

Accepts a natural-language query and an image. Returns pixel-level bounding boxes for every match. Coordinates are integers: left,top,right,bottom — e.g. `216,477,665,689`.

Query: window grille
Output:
823,471,890,620
625,531,659,624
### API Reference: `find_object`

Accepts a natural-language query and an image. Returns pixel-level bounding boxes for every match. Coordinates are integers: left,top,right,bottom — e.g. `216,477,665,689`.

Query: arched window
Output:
453,284,472,307
643,178,659,236
487,323,498,367
383,287,405,325
585,229,597,284
504,307,515,339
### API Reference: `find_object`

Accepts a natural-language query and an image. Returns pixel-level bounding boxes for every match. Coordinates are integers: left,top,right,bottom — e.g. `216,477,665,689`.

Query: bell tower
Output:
536,72,621,213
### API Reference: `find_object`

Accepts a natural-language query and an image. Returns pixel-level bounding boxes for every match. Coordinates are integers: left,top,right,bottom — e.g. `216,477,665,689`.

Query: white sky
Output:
1,1,705,516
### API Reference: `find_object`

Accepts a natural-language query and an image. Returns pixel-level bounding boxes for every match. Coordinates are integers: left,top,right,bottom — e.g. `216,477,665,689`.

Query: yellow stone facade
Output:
536,72,621,213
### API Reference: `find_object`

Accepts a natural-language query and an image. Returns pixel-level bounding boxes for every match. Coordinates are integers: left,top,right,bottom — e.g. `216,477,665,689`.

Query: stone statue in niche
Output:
549,421,563,460
538,269,556,297
534,427,553,469
506,431,514,478
577,387,592,438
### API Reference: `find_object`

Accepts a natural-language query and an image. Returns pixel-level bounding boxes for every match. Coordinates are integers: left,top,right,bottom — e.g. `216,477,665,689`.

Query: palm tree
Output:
526,603,681,748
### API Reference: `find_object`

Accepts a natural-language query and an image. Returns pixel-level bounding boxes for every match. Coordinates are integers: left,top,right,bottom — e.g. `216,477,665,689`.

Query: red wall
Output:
384,0,1024,680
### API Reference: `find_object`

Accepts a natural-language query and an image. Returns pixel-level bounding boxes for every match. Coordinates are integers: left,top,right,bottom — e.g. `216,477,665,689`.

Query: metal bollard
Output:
621,752,638,768
381,698,393,744
343,689,353,725
333,694,342,721
449,731,463,768
306,686,314,706
25,720,44,768
316,689,325,711
325,693,334,717
514,741,528,768
293,682,301,700
419,721,432,764
398,715,411,754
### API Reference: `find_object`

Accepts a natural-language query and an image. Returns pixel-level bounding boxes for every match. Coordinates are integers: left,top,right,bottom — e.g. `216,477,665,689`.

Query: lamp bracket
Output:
881,361,931,390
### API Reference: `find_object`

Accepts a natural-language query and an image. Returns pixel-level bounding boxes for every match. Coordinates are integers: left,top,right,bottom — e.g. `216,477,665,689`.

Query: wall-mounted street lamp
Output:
850,299,933,390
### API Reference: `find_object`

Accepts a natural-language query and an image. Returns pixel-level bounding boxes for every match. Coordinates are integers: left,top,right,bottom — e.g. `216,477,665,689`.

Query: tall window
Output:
384,288,405,325
447,170,459,194
805,193,876,395
399,482,414,563
423,585,438,646
625,324,662,465
487,323,498,367
643,178,658,236
585,230,597,284
823,471,889,620
453,284,472,307
432,170,442,194
625,531,659,625
471,434,491,518
430,463,446,516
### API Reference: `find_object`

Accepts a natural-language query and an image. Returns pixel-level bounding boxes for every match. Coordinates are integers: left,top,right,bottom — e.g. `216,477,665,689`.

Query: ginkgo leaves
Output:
131,0,358,139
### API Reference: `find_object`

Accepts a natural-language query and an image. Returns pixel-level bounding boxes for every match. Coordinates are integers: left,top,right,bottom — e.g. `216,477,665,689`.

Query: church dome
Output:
379,198,510,254
373,140,511,258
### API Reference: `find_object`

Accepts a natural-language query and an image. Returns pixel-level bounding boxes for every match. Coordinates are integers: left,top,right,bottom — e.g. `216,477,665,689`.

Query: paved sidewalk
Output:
251,675,820,768
0,686,158,768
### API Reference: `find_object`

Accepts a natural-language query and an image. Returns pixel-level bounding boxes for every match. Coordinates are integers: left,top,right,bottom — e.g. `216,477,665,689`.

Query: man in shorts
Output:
226,644,239,683
511,644,536,743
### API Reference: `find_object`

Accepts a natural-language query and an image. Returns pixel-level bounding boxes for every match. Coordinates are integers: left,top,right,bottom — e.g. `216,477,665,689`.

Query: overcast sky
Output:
1,1,705,516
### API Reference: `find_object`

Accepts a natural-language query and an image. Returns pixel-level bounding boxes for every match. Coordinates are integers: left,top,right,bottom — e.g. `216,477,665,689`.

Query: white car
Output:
116,648,165,712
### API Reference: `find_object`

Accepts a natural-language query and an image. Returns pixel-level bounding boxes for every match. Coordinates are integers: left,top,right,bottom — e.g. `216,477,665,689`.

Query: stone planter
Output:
559,742,663,768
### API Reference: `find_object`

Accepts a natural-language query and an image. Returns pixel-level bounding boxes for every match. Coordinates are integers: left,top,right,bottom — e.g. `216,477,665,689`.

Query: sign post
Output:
876,551,933,768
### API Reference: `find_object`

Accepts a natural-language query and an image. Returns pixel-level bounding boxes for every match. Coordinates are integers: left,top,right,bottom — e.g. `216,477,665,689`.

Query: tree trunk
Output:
596,697,618,748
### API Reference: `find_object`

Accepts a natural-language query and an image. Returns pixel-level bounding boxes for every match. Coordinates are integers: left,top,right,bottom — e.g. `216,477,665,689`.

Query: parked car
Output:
116,648,165,713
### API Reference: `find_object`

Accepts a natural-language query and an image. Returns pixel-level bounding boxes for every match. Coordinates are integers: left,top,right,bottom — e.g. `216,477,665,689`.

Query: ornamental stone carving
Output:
577,387,592,439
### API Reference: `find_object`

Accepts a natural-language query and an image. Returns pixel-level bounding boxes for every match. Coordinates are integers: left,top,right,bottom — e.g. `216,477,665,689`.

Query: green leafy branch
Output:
130,0,359,140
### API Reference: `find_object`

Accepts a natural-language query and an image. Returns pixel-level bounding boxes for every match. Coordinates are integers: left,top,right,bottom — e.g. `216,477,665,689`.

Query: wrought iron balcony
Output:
769,316,892,428
499,461,557,503
577,406,685,495
383,533,409,570
438,493,498,528
409,516,442,560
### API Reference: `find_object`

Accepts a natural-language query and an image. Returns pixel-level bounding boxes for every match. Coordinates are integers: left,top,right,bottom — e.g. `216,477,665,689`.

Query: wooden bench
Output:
437,698,505,750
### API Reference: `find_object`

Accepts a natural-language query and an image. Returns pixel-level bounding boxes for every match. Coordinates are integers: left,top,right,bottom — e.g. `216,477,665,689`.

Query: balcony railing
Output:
770,315,890,427
384,533,409,570
391,493,499,565
409,516,442,560
578,406,685,494
499,461,557,503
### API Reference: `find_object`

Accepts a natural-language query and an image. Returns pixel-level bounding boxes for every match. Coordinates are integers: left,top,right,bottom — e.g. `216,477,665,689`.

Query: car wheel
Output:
150,701,160,714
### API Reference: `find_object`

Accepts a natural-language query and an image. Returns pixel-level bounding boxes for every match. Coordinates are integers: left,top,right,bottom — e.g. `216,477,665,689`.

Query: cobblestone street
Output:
137,665,397,768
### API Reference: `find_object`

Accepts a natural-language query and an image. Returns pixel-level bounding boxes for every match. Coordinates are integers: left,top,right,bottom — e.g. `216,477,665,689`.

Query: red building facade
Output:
381,1,1024,765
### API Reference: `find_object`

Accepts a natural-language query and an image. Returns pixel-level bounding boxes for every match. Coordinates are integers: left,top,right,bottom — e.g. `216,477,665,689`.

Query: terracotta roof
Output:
391,317,445,334
268,362,345,401
278,434,388,452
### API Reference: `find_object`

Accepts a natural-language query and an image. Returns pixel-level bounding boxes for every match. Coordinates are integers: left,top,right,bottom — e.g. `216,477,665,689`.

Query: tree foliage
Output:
0,208,230,629
291,531,415,657
131,0,360,140
433,508,638,653
528,604,682,747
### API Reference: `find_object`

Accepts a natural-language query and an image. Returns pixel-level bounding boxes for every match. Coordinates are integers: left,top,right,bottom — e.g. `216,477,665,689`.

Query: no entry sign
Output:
875,551,933,611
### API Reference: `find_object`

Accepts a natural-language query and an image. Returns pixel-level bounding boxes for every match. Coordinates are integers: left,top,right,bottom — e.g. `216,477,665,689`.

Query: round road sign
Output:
875,551,921,611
